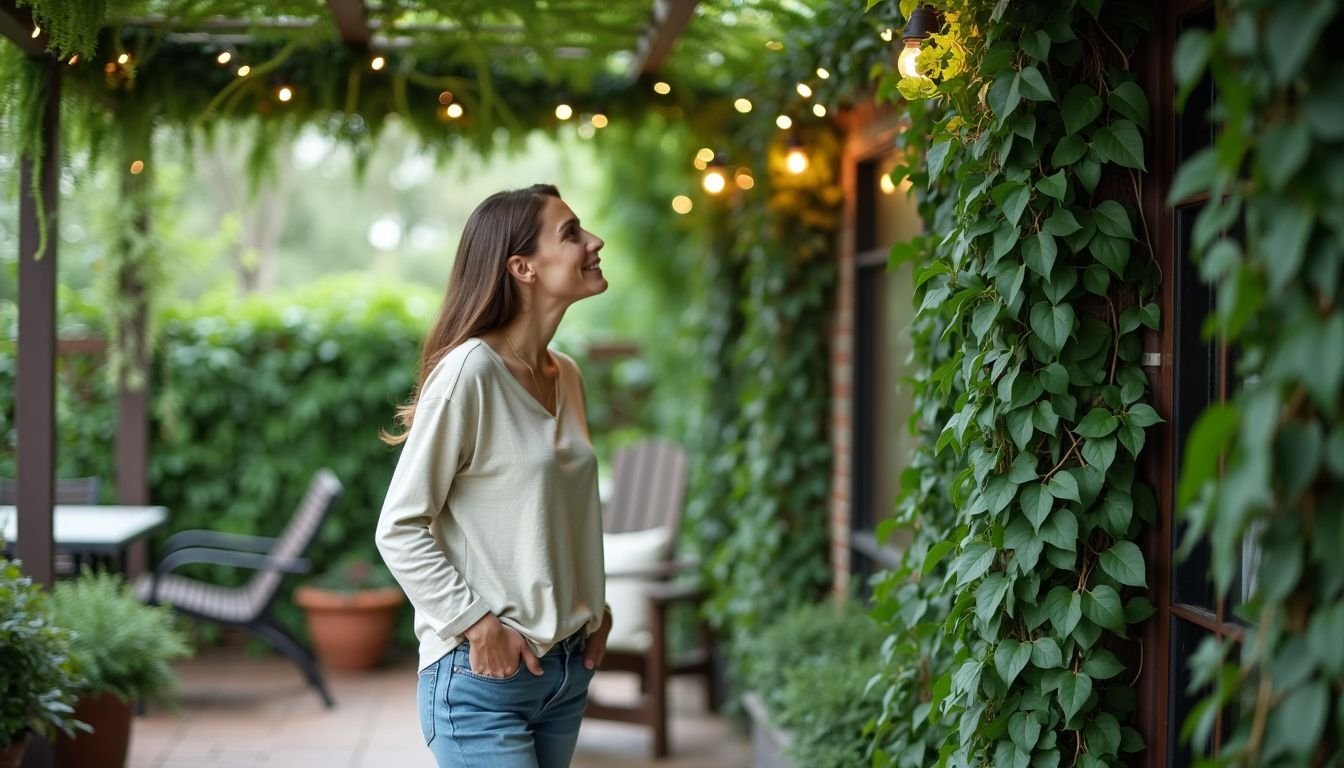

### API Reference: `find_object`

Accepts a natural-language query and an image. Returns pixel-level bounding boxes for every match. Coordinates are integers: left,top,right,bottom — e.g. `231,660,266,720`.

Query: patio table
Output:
1,504,168,571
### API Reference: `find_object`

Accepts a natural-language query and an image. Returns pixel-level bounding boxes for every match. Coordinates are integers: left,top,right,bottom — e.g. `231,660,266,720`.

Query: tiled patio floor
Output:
128,648,749,768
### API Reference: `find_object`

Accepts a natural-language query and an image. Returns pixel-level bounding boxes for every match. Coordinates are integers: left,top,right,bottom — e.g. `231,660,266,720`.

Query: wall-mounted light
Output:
898,5,940,79
702,153,729,195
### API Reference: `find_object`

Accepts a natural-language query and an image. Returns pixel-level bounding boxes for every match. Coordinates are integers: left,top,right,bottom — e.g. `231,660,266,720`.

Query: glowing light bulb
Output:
702,170,726,195
591,113,608,128
776,115,793,130
735,171,755,190
696,147,716,163
67,54,79,66
216,51,232,65
129,160,145,175
371,55,386,71
672,196,693,214
653,81,671,95
796,83,813,98
880,28,894,42
880,173,897,195
813,104,827,117
734,98,753,113
237,65,251,77
898,40,922,78
31,25,40,38
555,104,573,120
117,53,130,65
816,67,830,79
786,147,809,175
446,103,464,119
277,86,294,102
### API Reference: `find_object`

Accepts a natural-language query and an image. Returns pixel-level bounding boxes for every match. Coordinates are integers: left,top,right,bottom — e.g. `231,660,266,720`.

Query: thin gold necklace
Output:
504,331,554,414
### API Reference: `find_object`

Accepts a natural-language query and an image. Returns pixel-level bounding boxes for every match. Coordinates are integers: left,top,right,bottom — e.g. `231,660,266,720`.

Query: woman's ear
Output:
505,254,535,283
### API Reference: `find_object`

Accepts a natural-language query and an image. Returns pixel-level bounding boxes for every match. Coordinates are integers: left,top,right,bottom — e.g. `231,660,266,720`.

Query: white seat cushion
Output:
603,527,674,652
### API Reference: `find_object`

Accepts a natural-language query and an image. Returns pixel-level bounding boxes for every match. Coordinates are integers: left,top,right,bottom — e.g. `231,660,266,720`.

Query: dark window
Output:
851,151,921,578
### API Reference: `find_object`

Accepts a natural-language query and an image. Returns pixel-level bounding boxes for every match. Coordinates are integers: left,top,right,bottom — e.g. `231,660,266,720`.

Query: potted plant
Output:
0,558,87,768
294,556,403,670
48,568,191,768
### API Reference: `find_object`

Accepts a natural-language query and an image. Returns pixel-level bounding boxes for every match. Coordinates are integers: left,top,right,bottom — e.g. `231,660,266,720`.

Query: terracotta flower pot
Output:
295,586,403,670
0,733,29,768
56,692,133,768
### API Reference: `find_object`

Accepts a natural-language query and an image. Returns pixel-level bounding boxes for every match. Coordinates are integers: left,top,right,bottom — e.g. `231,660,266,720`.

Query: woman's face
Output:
525,195,607,303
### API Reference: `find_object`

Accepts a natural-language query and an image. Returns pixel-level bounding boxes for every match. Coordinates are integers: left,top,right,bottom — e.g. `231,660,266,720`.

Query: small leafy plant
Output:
0,558,87,749
50,568,192,708
308,556,398,594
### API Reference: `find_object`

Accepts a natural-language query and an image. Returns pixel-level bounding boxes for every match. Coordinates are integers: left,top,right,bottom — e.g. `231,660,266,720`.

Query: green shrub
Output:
0,558,86,748
50,569,192,707
741,600,886,767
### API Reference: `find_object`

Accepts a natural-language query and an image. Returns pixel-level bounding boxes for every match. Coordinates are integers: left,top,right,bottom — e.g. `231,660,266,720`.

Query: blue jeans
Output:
417,632,595,767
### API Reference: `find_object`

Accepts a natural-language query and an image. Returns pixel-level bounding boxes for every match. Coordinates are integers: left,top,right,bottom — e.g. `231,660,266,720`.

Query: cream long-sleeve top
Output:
375,338,606,672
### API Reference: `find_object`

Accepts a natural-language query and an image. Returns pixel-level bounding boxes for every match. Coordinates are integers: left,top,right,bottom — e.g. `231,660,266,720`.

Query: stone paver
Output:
128,648,749,768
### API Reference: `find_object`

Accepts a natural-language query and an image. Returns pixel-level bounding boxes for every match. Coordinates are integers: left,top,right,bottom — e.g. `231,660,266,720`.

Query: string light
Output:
653,81,671,95
899,5,940,79
702,153,729,195
696,147,716,163
785,135,809,175
129,160,145,175
776,115,793,130
796,83,813,98
672,196,693,214
117,53,130,65
591,113,608,128
277,85,294,102
880,28,894,42
216,50,232,65
31,25,40,38
813,104,827,117
735,170,755,190
765,40,784,51
237,65,251,77
371,55,386,71
734,98,753,113
438,91,454,105
816,67,830,79
67,54,79,66
693,157,708,171
555,104,573,120
446,103,464,119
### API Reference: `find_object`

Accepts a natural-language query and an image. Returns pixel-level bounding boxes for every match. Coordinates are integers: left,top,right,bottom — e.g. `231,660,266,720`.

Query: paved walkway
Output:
128,648,749,768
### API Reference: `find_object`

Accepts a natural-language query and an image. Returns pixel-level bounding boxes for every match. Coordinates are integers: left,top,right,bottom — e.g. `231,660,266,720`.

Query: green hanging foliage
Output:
868,0,1161,765
1169,1,1344,764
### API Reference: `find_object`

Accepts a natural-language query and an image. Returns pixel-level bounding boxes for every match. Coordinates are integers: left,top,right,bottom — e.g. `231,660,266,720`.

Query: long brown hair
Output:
381,184,560,445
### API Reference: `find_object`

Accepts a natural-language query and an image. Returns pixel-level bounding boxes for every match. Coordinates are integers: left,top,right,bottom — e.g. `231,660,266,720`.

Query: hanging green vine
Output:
1170,1,1344,763
869,0,1161,765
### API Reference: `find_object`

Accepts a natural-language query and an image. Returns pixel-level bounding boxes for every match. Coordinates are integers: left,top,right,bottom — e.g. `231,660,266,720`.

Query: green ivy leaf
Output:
923,540,956,575
976,574,1012,626
1081,435,1117,473
1047,471,1081,503
1062,85,1103,136
995,638,1033,685
1030,301,1075,354
1261,201,1311,295
1037,170,1067,200
1022,30,1052,62
1176,403,1240,508
1040,362,1069,394
1087,712,1123,757
1173,28,1212,92
1057,671,1094,721
1043,209,1082,237
1264,681,1329,760
1031,637,1063,669
1101,491,1134,536
1265,0,1334,85
1076,158,1101,194
1082,649,1125,680
928,139,954,179
1099,541,1147,587
1083,585,1126,633
1007,407,1036,450
1108,81,1150,127
1042,264,1077,305
1168,147,1217,203
1034,400,1060,433
1076,408,1119,438
1092,200,1135,240
1005,516,1044,573
1040,508,1078,551
1045,586,1083,636
1024,233,1058,277
1092,121,1146,170
955,541,997,587
1009,711,1043,752
1090,234,1130,276
1000,183,1031,227
1017,66,1053,101
1051,135,1087,167
993,224,1021,260
1021,483,1052,531
985,474,1018,514
1125,403,1161,427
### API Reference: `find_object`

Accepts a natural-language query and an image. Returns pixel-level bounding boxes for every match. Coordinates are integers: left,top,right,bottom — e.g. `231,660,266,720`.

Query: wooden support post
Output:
117,164,152,577
15,59,60,589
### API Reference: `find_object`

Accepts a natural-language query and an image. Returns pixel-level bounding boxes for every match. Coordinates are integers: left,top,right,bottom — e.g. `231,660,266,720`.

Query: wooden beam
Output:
629,0,699,77
16,59,60,588
325,0,371,48
0,0,49,56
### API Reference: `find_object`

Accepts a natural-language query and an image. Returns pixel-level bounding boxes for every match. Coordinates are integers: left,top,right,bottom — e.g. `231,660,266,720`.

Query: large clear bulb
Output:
897,40,922,78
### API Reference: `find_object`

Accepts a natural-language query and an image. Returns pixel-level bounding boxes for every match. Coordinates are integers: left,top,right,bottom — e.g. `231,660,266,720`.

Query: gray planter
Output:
742,691,794,768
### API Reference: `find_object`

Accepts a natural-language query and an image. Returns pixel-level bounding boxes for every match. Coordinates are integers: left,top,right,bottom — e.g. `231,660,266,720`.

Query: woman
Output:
375,184,613,768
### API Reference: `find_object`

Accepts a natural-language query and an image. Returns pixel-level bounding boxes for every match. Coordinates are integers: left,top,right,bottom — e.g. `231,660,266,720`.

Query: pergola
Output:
1,0,714,587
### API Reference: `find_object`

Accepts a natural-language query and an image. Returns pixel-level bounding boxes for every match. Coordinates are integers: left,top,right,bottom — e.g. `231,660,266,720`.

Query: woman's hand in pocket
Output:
464,614,543,677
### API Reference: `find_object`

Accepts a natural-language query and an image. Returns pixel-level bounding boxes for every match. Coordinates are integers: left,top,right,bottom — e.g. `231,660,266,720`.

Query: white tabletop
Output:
1,505,169,552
